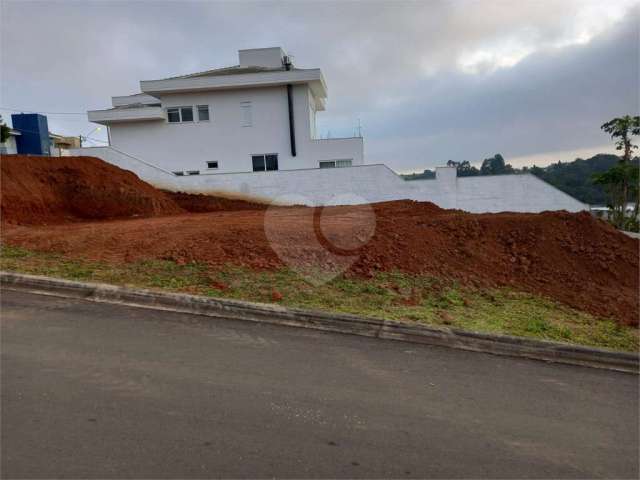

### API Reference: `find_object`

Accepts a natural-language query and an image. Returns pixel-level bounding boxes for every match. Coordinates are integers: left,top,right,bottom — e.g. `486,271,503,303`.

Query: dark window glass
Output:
198,105,210,121
167,108,180,123
181,107,194,122
265,154,278,171
207,161,218,169
252,155,265,172
319,161,335,168
187,170,199,175
172,171,184,176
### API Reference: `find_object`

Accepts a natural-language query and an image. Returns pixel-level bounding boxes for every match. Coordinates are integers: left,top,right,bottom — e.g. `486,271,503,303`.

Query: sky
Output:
1,0,638,173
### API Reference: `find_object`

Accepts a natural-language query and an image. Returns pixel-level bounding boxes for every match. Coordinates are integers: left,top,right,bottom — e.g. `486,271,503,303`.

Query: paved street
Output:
1,289,638,478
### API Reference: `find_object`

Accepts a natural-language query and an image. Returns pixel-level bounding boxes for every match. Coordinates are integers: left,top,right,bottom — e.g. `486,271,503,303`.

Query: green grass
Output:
1,244,637,352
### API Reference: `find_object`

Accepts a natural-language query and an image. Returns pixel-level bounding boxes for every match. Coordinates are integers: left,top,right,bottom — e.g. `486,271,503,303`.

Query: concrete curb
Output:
1,271,638,374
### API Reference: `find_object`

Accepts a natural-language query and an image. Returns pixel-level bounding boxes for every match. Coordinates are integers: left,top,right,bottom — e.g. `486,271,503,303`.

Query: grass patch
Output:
1,243,637,352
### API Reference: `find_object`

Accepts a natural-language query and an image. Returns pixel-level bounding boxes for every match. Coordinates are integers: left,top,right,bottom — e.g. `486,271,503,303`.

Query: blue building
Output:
11,113,51,155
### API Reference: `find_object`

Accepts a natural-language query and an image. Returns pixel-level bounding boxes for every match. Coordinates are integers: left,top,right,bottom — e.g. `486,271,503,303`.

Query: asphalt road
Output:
1,290,638,479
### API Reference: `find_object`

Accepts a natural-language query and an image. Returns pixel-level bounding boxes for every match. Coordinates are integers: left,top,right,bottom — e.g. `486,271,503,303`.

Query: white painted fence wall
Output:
69,146,588,213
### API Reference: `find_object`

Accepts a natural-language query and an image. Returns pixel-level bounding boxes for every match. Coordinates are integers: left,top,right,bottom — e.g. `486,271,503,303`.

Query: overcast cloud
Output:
1,0,638,172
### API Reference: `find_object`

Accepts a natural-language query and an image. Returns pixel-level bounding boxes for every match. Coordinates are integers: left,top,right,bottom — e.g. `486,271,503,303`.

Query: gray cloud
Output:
1,0,637,171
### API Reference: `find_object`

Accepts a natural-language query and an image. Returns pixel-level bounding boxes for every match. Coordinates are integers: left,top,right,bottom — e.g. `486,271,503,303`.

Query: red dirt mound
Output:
3,201,637,326
1,154,637,326
356,202,639,326
0,154,184,225
163,190,267,213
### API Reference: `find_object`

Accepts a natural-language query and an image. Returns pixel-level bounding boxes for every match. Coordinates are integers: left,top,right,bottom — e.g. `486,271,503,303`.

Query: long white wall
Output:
106,85,363,175
69,146,588,213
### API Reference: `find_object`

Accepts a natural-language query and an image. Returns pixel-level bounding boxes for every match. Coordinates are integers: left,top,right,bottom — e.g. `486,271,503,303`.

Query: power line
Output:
0,106,86,115
7,127,108,145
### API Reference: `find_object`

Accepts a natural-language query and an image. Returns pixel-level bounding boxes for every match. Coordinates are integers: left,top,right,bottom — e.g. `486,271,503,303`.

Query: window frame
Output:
319,159,352,169
197,105,210,122
167,107,181,123
166,106,195,123
252,153,278,172
180,106,194,122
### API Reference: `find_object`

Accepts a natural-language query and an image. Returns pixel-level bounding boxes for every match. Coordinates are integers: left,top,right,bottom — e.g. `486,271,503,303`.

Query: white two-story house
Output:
80,47,587,213
88,47,363,176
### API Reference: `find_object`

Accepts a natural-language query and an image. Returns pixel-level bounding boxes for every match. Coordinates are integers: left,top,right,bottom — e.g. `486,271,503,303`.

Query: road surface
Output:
1,289,638,478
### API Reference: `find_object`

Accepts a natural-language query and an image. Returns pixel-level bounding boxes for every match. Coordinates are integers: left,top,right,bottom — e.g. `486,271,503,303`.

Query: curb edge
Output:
1,271,637,373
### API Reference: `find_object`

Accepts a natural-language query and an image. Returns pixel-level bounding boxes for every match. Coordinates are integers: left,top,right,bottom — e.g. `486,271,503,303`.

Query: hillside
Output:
529,154,639,205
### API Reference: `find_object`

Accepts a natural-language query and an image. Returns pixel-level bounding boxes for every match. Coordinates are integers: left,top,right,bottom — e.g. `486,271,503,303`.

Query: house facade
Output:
88,47,363,175
76,47,588,214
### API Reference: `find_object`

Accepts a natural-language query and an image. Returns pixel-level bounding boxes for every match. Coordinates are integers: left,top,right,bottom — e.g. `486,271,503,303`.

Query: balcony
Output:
88,106,165,125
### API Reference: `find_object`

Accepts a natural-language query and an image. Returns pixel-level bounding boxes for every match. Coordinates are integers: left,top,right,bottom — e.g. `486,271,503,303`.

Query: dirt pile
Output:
3,201,637,326
163,190,267,213
1,155,184,224
355,202,638,325
1,155,637,325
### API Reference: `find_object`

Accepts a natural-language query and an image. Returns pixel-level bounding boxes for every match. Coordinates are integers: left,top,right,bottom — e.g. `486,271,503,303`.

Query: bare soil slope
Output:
1,155,638,326
1,155,183,224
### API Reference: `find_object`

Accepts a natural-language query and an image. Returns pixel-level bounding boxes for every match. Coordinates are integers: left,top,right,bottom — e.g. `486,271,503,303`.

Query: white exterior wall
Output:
107,85,363,175
69,147,588,213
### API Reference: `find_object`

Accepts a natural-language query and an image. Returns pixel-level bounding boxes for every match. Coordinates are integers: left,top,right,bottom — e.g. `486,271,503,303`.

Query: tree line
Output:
403,115,640,231
402,152,637,206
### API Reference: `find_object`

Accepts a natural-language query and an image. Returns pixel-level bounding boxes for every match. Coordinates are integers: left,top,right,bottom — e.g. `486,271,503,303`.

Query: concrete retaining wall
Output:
69,146,588,213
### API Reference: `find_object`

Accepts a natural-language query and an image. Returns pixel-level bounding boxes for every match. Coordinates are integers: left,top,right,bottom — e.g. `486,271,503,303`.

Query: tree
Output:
447,160,479,176
0,115,10,144
601,116,640,162
593,116,640,231
480,154,514,175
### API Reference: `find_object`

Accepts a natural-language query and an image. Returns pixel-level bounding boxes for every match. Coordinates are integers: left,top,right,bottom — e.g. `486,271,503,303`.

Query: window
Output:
186,170,200,175
241,101,252,127
252,154,278,172
180,106,194,122
197,105,210,122
207,161,218,169
252,155,265,171
172,171,184,176
319,159,352,169
167,108,180,123
265,154,278,171
167,106,194,123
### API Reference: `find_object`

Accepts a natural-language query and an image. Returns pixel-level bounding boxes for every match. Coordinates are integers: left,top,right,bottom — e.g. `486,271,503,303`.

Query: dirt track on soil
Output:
1,154,638,326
